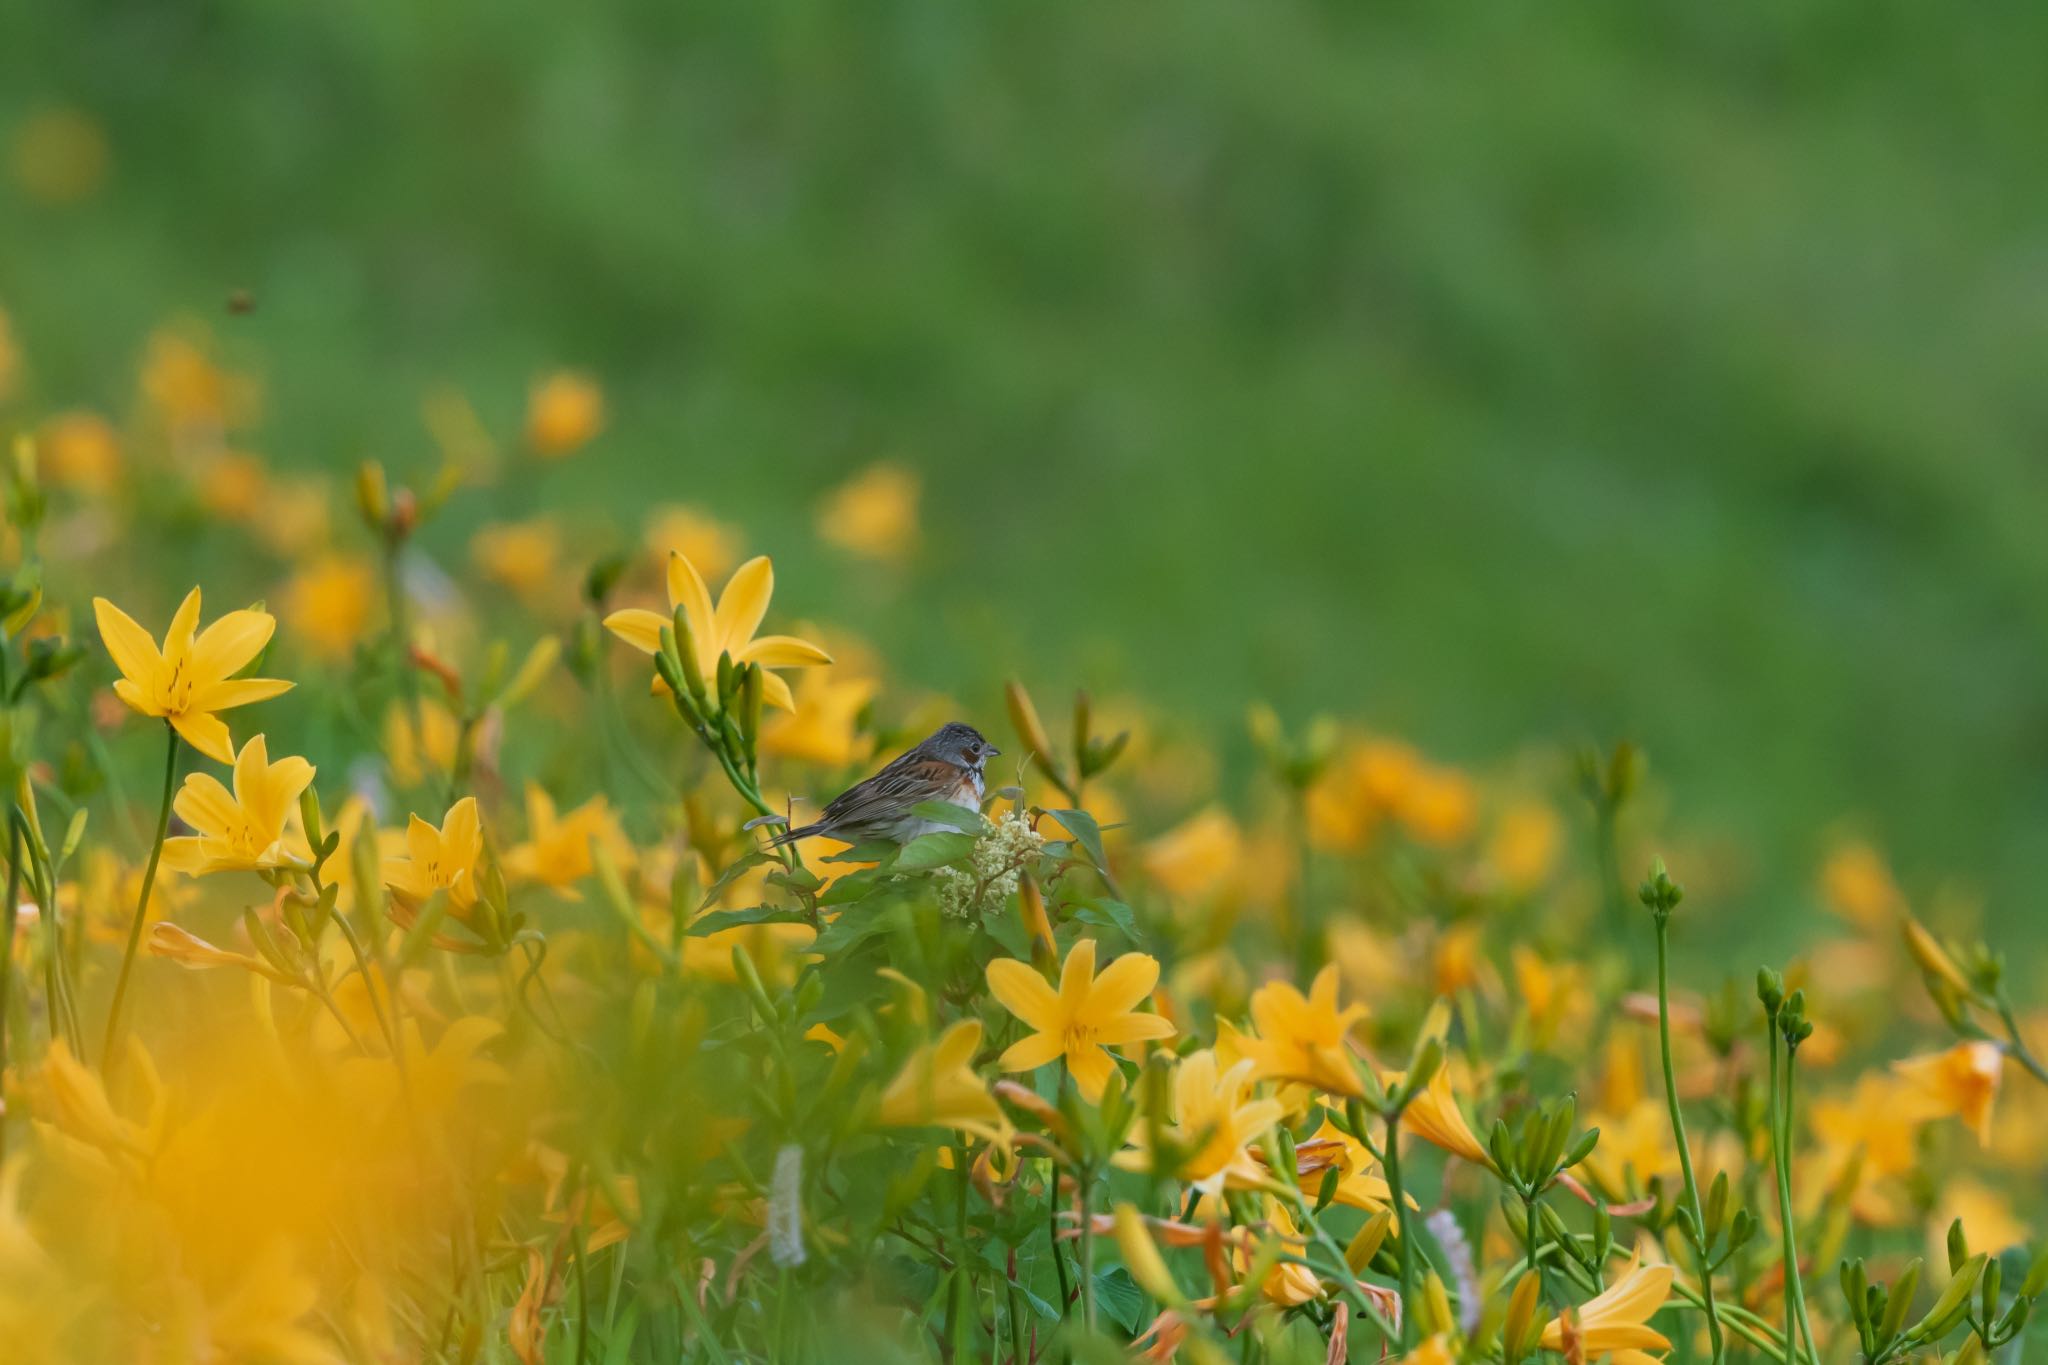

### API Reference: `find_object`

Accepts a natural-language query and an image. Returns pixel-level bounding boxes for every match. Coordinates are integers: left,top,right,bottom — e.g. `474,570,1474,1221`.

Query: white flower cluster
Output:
936,810,1046,920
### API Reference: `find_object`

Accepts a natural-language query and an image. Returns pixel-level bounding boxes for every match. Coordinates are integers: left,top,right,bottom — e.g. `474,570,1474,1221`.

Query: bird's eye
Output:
968,740,983,755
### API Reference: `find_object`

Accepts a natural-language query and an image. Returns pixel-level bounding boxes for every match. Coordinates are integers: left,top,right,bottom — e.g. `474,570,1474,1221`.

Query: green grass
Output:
6,1,2048,957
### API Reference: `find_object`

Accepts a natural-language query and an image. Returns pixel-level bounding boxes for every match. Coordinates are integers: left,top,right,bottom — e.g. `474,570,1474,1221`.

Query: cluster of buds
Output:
652,606,767,799
1576,739,1645,816
1005,681,1127,806
1247,704,1338,793
1756,969,1815,1052
1836,1227,2035,1365
354,457,461,548
1487,1094,1600,1202
1637,858,1684,923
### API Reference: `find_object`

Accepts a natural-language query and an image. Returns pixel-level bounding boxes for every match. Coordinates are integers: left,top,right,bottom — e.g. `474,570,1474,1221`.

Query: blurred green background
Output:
5,2,2048,946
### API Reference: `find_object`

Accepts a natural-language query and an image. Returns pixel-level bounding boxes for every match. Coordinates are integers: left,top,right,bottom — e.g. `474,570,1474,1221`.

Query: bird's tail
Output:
765,821,822,849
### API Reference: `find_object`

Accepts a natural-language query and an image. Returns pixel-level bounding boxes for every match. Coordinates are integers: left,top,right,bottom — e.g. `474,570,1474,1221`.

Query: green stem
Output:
1994,997,2048,1085
101,724,178,1074
1383,1105,1416,1349
0,821,19,1159
1779,1044,1817,1365
1048,1165,1074,1315
1654,914,1725,1364
1077,1167,1098,1333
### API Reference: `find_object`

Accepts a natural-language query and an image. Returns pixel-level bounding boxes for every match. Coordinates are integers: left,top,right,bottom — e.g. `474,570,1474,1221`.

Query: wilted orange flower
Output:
281,553,376,661
817,462,920,563
1893,1041,2003,1144
1231,965,1367,1097
526,370,604,457
604,552,832,711
160,734,315,876
94,588,293,762
987,938,1174,1101
382,796,484,915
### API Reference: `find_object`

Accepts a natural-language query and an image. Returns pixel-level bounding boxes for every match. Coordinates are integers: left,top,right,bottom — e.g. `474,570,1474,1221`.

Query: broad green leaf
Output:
894,831,978,871
686,905,812,937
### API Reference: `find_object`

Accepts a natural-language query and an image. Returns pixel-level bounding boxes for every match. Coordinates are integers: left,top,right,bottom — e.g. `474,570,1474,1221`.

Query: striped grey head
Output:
922,721,1000,772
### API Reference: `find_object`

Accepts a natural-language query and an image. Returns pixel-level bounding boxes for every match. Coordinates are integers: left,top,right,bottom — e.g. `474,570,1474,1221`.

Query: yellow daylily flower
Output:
93,587,293,762
986,938,1176,1102
1386,1062,1491,1166
759,672,877,767
382,796,483,915
603,552,832,711
1232,964,1367,1097
1114,1049,1284,1193
875,1020,1006,1145
1540,1258,1674,1357
159,735,315,876
1893,1040,2003,1144
816,461,920,564
503,785,633,895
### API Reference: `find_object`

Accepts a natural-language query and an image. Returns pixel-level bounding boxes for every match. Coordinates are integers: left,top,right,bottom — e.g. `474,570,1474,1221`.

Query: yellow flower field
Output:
0,316,2044,1365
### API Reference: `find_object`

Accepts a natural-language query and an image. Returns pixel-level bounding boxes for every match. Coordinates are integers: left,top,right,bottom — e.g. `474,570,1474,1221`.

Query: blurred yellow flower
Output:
526,370,604,457
94,587,293,762
197,450,270,521
471,518,563,606
26,1038,163,1159
817,461,920,563
1114,1049,1282,1194
1927,1178,2026,1265
1822,841,1903,930
1242,1199,1321,1306
384,698,462,788
141,327,253,435
1397,765,1477,846
1581,1099,1680,1195
503,785,633,895
1893,1040,2003,1144
875,1020,1006,1144
0,307,15,403
644,504,741,581
281,553,376,661
36,410,121,494
10,107,109,205
1902,917,1973,997
382,796,483,915
1512,945,1589,1050
987,937,1175,1101
1231,964,1367,1097
604,552,832,711
759,672,876,767
1540,1258,1673,1357
160,734,315,876
1488,801,1561,893
1141,806,1243,902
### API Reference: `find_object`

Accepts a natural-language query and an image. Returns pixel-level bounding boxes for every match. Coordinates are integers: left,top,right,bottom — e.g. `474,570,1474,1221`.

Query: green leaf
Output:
1092,1266,1144,1332
1046,808,1109,875
910,799,989,834
820,840,896,864
698,849,773,911
1068,897,1137,941
686,905,812,937
894,831,978,871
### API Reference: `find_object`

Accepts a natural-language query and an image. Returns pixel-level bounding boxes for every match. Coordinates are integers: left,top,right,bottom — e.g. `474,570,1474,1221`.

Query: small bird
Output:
768,721,1000,847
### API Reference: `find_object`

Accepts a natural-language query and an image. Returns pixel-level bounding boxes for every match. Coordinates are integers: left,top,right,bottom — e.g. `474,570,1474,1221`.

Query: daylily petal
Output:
1084,951,1160,1021
159,836,210,874
93,597,163,684
986,958,1063,1032
1067,1043,1117,1103
163,587,203,663
713,556,774,653
194,676,294,712
112,677,158,716
170,709,234,764
441,797,483,866
738,635,834,668
760,669,796,713
603,607,667,656
1092,1013,1177,1045
932,1020,983,1072
1058,938,1098,1015
190,608,276,683
173,773,240,841
664,552,717,646
997,1032,1068,1072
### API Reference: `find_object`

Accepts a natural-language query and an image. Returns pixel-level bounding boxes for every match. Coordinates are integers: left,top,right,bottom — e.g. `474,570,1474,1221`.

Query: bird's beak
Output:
985,744,1002,758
